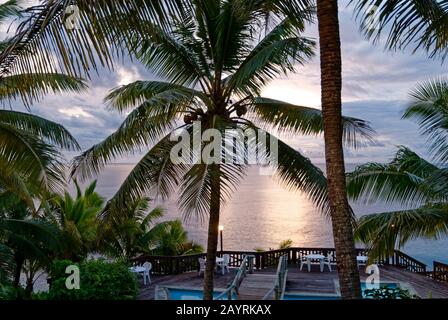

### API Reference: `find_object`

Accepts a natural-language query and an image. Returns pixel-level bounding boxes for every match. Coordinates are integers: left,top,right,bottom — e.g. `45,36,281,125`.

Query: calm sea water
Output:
77,164,448,268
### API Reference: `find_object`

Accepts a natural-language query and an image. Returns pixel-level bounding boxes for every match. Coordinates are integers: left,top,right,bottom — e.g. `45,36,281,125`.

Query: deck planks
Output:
237,274,276,300
138,265,448,300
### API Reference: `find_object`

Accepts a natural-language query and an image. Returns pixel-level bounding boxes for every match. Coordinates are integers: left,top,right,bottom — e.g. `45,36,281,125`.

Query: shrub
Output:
0,283,17,300
45,259,138,300
364,287,420,299
279,239,293,250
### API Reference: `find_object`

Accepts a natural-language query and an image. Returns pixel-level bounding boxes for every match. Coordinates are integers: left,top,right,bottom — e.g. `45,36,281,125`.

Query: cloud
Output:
7,2,444,167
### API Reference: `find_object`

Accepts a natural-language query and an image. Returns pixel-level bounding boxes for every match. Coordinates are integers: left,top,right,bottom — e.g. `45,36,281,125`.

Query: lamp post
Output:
219,225,224,253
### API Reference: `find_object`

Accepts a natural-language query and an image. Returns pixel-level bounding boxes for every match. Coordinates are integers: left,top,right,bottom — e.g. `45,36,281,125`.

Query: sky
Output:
7,1,448,165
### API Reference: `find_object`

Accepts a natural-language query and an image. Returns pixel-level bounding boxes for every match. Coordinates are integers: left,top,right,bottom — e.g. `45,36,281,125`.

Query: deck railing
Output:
392,250,427,273
432,261,448,283
214,255,255,300
130,247,445,282
262,254,288,300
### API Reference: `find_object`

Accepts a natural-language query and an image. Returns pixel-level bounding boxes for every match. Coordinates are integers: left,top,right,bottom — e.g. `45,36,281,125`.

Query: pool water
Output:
165,283,400,300
283,282,399,300
167,288,237,300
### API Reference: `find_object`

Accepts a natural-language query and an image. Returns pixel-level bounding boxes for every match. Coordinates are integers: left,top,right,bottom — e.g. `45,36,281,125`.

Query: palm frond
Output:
240,122,331,217
0,242,14,282
347,146,441,205
0,110,79,150
351,0,448,60
179,162,246,222
0,0,186,77
0,0,21,24
355,205,448,259
0,123,66,193
250,97,376,148
104,80,209,112
226,18,315,96
111,14,211,88
0,218,61,262
71,94,183,181
0,73,87,107
177,116,247,222
403,78,448,162
0,162,35,211
102,132,191,221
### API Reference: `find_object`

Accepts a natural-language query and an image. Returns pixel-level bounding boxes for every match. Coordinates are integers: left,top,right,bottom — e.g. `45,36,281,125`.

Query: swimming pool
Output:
165,287,237,300
161,283,403,300
283,282,400,300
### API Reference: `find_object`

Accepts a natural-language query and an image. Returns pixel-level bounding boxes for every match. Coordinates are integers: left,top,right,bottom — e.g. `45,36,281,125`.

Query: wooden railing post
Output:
248,256,254,274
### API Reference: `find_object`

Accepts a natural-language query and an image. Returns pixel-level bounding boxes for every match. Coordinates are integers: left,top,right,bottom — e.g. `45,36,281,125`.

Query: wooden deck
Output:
138,264,448,300
237,273,276,300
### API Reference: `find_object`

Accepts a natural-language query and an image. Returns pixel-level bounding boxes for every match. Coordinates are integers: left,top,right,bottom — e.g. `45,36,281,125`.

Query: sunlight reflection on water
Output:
74,164,448,267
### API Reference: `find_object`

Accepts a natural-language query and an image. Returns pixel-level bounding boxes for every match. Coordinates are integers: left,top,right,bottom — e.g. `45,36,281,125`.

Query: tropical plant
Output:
279,239,293,249
152,219,204,256
0,108,83,206
99,197,200,259
45,259,138,300
0,192,60,293
0,0,87,298
44,180,104,261
68,0,373,300
99,197,164,260
0,1,86,202
315,0,363,299
364,287,420,299
347,79,448,259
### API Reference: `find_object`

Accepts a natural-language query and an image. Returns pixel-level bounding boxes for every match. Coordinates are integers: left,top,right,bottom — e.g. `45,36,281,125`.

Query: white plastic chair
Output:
323,252,333,272
222,254,230,274
198,258,206,276
299,254,310,272
142,262,152,285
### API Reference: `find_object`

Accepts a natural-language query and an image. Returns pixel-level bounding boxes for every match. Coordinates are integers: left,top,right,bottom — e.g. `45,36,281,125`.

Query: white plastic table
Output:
204,257,226,274
357,256,368,266
303,254,327,272
130,266,146,273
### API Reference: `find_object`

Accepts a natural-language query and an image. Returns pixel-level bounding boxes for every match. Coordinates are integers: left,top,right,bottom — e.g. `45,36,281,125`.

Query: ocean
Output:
76,164,448,269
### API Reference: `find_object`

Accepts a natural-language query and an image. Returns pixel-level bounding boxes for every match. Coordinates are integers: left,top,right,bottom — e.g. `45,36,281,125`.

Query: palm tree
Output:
0,2,87,207
0,192,60,292
152,219,203,256
315,0,362,299
44,180,104,261
347,78,448,258
100,197,201,259
99,197,166,260
69,0,373,300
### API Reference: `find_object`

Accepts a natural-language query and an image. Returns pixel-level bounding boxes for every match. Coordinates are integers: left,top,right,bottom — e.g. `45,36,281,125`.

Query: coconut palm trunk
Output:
203,164,221,300
316,0,361,299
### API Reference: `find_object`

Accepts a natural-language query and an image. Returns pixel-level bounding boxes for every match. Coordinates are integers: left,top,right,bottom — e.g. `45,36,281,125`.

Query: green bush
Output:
364,287,420,299
0,283,17,300
45,259,138,300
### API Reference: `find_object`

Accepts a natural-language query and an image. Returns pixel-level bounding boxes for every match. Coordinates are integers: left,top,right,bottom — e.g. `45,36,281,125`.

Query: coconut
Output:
183,114,192,124
236,106,247,117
